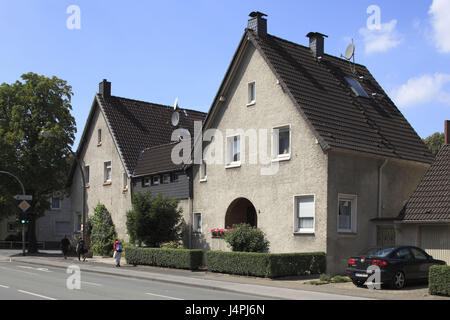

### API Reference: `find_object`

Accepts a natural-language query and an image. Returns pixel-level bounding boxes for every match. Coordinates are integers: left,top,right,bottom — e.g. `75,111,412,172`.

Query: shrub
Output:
206,251,326,278
320,273,331,282
160,241,184,249
429,265,450,296
223,224,269,253
126,191,182,247
125,247,203,270
90,204,117,256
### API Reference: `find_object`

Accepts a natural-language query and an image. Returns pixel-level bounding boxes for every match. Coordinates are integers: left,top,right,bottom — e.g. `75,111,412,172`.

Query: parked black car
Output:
346,246,446,289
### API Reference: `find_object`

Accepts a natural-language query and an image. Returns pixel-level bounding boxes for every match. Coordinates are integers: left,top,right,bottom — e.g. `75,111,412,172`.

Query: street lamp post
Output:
0,171,27,256
41,130,86,241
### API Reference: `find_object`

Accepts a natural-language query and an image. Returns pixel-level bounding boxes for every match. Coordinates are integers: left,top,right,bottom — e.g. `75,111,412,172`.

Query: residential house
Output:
396,121,450,264
67,80,206,242
191,12,433,274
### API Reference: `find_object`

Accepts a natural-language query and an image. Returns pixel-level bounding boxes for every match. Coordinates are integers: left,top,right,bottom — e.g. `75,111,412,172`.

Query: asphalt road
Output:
0,260,269,300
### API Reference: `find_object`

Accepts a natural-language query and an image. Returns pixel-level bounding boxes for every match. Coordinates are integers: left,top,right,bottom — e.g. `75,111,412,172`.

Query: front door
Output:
377,226,396,249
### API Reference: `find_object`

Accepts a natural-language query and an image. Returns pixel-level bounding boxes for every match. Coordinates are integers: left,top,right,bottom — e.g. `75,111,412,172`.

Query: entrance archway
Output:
225,198,257,229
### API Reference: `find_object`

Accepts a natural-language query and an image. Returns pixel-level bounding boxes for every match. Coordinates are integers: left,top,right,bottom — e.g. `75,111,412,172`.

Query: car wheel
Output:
352,279,366,288
392,271,406,290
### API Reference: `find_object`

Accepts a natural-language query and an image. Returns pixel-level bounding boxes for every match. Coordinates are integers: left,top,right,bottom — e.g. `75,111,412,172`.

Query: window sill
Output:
246,101,256,107
84,185,90,189
97,143,102,147
103,181,112,186
225,162,241,169
199,178,207,183
272,155,291,162
294,230,315,235
122,187,129,193
338,231,358,236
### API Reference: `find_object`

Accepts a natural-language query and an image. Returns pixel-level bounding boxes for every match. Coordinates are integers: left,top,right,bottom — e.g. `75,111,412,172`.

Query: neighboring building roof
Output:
97,94,206,174
400,144,450,222
133,142,184,177
67,93,206,186
204,29,433,165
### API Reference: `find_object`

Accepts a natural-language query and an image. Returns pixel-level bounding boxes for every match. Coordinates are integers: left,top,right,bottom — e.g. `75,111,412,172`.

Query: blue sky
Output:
0,0,449,149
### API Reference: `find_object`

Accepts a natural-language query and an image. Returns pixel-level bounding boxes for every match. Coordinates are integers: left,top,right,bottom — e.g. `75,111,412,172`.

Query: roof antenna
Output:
341,39,356,74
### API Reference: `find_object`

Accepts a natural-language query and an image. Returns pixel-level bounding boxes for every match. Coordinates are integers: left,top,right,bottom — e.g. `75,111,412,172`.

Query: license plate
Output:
355,273,368,278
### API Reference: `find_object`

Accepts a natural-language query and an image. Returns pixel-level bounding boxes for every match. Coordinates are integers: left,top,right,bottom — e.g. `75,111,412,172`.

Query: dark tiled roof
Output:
97,94,206,173
248,31,433,164
133,142,184,176
401,144,450,221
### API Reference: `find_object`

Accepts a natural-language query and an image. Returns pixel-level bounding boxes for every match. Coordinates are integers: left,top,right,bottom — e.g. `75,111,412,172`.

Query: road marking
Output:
18,266,52,273
0,285,10,289
82,281,102,287
17,290,57,300
145,292,183,300
0,266,37,276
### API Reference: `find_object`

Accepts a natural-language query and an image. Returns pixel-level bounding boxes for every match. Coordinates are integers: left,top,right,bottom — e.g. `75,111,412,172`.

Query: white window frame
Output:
142,177,150,187
152,175,160,186
226,134,241,168
247,81,256,106
200,160,207,182
74,213,82,233
123,172,128,189
272,124,291,161
104,161,112,183
193,213,202,233
51,197,61,210
338,194,358,234
293,195,315,234
84,165,90,186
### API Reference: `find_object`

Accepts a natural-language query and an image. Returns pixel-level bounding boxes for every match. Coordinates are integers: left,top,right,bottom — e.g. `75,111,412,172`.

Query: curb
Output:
9,258,283,300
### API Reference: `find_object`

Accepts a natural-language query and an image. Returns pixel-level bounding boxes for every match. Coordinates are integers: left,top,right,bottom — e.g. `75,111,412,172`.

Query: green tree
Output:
126,191,182,247
423,132,444,157
0,73,76,251
224,224,270,253
90,204,117,256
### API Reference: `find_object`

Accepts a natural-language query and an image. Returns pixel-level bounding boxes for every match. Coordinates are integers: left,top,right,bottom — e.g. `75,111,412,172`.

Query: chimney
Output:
306,32,328,58
99,79,111,98
446,120,449,145
248,12,268,39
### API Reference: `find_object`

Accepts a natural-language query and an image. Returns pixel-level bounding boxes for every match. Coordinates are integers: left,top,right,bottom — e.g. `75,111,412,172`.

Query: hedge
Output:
429,265,450,296
206,251,326,278
125,247,203,270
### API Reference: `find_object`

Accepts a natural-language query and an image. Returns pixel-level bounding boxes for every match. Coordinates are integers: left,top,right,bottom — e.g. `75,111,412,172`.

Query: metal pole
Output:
0,171,27,256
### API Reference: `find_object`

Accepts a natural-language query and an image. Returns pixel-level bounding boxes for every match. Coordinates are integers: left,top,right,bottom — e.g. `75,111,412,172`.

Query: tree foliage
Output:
0,73,76,250
126,191,183,248
423,132,444,157
90,204,117,256
223,223,270,253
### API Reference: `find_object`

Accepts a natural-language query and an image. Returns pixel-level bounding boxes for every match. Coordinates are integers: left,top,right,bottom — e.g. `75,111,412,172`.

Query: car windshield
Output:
370,248,395,257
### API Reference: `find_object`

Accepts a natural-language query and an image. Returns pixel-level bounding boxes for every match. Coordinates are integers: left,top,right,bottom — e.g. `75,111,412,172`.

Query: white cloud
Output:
391,73,450,108
429,0,450,53
359,19,403,54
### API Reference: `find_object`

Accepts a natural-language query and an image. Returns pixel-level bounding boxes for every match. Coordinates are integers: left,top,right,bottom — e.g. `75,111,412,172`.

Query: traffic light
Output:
17,211,31,224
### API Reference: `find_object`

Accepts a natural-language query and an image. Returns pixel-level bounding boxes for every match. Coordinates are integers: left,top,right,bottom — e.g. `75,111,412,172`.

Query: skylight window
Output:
345,77,369,98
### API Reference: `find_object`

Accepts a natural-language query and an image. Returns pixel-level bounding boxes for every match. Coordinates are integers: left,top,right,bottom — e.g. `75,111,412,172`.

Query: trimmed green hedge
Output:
429,265,450,296
206,251,326,278
125,247,203,270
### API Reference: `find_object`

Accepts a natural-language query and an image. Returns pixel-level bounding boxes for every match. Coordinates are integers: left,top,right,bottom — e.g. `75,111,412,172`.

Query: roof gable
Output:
204,29,433,165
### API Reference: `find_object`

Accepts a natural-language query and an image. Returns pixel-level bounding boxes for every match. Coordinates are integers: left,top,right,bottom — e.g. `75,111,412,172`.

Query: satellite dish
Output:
173,97,179,110
171,111,180,127
343,40,355,60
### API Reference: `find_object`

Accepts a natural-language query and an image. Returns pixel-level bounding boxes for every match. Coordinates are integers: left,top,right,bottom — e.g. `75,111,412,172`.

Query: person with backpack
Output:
76,237,87,262
113,240,123,267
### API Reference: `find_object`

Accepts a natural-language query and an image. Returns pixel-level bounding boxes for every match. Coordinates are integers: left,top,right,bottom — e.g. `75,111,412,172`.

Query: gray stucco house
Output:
190,12,433,274
67,80,206,242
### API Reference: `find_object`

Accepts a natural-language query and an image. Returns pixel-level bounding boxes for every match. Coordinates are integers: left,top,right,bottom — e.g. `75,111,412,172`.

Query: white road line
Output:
0,266,37,276
82,281,102,287
0,285,10,289
145,292,184,300
17,289,57,300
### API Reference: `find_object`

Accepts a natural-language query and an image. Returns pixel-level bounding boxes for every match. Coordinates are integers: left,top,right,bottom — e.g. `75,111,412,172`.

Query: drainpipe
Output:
377,159,388,219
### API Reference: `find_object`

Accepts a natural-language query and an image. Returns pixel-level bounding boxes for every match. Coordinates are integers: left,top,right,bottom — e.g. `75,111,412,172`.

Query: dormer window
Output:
345,77,369,98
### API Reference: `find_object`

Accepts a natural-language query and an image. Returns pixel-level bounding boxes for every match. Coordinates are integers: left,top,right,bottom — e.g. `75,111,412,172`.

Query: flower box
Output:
210,228,232,238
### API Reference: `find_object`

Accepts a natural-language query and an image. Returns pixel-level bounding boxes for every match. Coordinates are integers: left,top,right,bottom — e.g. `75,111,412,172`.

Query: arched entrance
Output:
225,198,257,229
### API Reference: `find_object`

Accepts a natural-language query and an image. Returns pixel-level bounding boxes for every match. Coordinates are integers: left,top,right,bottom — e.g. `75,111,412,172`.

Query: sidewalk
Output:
6,251,449,300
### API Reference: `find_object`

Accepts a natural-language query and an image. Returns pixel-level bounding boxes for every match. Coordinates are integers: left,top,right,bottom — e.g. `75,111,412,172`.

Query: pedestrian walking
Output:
113,240,123,267
76,237,87,262
60,235,71,259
